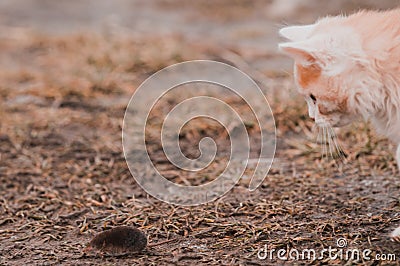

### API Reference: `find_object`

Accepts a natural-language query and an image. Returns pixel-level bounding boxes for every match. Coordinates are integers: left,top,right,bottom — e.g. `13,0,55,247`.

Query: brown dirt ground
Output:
1,2,400,266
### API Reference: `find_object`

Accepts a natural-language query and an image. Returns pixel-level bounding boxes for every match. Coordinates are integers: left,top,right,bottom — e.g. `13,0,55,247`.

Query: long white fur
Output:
279,10,400,241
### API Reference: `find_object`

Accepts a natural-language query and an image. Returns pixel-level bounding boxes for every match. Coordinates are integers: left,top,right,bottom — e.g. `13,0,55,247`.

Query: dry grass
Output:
0,28,399,266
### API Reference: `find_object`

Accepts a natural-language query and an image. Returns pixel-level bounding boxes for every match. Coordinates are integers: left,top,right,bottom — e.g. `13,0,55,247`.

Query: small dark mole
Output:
85,226,147,254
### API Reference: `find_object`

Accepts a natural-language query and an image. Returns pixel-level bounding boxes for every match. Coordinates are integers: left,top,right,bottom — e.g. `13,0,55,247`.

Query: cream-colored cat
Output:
279,9,400,241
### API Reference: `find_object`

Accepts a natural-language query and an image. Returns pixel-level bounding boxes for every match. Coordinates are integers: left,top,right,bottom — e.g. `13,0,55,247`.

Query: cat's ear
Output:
279,24,315,41
278,41,316,65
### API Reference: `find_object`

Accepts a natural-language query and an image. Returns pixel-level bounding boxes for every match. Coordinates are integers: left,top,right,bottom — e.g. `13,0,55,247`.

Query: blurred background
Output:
1,0,398,74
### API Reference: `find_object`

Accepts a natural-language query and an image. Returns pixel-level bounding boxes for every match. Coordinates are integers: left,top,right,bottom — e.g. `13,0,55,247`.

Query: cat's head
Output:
279,18,370,127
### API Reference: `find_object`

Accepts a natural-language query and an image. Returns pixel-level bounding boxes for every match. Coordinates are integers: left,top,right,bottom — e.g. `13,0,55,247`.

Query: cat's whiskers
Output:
320,126,325,158
316,124,347,163
327,126,335,159
315,126,321,152
315,125,326,158
328,126,347,162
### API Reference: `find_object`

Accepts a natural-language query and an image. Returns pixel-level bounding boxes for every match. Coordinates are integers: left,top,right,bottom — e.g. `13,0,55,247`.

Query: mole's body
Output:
86,226,147,254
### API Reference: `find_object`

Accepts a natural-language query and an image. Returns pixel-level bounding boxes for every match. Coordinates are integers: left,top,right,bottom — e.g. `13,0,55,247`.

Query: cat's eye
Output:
310,94,317,103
